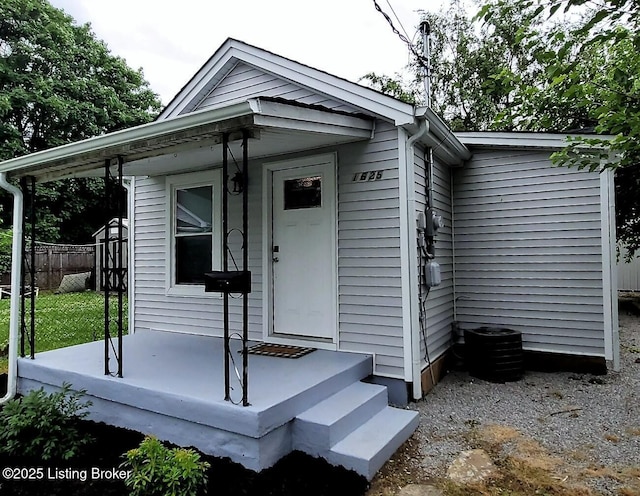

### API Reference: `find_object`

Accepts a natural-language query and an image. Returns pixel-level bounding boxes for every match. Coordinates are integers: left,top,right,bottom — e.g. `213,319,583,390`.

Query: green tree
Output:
421,0,548,131
0,0,161,242
366,0,639,257
362,1,555,131
359,72,416,104
477,0,640,256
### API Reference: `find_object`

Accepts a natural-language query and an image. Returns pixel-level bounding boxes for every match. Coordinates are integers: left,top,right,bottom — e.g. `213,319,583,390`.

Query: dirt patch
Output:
367,424,632,496
366,436,434,496
475,424,519,444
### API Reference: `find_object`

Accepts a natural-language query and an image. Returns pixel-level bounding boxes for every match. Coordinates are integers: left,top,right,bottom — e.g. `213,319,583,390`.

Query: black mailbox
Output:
204,271,251,294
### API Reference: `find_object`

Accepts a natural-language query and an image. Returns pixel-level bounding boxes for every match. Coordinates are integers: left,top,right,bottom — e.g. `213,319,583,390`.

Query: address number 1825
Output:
352,170,383,182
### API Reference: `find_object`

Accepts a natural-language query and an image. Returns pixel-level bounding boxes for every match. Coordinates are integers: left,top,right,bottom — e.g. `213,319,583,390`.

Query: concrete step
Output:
256,353,373,436
293,381,388,456
327,406,419,480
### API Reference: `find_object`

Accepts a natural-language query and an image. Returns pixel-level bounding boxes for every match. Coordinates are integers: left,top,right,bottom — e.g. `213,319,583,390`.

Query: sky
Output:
48,0,445,105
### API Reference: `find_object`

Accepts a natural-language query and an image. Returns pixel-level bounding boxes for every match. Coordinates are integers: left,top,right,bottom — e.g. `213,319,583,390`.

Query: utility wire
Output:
385,0,410,40
372,0,428,69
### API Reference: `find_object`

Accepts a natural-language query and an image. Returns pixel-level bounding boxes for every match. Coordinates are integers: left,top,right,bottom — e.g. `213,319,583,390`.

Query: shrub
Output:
0,382,92,460
123,436,210,496
0,228,12,276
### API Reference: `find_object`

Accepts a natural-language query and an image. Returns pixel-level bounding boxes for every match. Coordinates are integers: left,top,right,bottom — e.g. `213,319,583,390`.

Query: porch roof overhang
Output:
0,98,374,183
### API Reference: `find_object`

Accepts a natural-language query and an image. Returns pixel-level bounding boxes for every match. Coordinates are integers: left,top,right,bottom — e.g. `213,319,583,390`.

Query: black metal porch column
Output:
222,133,230,400
19,176,36,359
206,131,251,406
241,130,249,406
103,156,126,377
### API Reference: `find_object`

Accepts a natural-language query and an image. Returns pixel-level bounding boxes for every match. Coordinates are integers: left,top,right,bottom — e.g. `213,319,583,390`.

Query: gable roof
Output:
160,38,416,126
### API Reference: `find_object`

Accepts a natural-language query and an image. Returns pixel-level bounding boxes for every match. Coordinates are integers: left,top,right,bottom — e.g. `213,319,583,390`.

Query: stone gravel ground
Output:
368,297,640,496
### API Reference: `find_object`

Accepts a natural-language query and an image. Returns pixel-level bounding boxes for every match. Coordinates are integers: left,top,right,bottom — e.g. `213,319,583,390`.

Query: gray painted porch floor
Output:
17,330,393,473
18,330,373,434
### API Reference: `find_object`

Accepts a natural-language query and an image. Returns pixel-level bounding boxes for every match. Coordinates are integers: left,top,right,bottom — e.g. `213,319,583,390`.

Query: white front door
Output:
270,155,337,341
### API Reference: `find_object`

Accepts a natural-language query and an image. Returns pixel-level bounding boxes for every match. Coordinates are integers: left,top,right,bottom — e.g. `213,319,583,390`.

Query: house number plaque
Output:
352,170,383,182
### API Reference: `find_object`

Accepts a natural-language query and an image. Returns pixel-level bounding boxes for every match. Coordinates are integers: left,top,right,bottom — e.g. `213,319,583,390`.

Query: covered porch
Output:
1,96,375,398
2,96,419,479
16,331,417,479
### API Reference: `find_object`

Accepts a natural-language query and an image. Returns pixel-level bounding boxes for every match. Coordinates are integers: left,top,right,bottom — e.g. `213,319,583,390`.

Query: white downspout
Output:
405,118,429,400
0,173,23,405
122,178,134,335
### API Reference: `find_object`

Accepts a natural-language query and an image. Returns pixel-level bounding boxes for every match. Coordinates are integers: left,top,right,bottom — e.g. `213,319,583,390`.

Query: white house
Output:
0,39,618,479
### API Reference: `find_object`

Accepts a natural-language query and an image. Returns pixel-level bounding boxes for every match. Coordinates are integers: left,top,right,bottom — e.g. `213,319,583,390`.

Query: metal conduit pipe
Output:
0,173,23,405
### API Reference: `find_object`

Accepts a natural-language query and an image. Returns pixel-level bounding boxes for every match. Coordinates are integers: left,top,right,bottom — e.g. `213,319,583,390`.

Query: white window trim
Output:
165,168,222,297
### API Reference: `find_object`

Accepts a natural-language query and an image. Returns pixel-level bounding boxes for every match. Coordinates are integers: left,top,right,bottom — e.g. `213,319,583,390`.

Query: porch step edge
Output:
327,406,419,481
256,355,373,436
293,381,387,454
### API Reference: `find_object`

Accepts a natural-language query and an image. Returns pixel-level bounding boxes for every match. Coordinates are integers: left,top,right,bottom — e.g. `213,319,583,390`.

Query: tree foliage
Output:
360,72,417,104
422,0,549,131
477,0,640,256
361,0,553,131
363,0,639,257
0,0,161,242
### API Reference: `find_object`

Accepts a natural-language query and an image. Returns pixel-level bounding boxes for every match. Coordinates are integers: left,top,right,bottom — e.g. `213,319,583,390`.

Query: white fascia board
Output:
455,132,615,150
161,52,240,119
0,100,259,178
235,47,414,125
253,99,374,138
0,95,373,183
163,39,415,126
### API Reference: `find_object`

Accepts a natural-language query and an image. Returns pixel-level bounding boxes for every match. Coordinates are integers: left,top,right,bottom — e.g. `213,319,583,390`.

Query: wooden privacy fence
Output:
29,244,96,291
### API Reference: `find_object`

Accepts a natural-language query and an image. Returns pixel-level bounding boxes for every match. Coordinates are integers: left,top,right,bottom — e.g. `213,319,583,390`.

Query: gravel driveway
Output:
369,298,640,496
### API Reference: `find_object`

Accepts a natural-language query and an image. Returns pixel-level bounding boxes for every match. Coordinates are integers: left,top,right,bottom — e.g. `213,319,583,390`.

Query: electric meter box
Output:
424,261,441,287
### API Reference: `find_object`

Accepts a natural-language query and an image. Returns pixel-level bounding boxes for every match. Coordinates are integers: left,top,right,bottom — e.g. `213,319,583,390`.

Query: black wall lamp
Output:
231,171,244,193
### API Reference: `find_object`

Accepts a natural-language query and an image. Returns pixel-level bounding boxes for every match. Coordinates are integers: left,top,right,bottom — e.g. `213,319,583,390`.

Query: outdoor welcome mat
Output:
247,343,315,359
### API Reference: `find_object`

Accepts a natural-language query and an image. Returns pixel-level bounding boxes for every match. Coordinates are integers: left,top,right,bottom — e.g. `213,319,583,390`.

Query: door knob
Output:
273,257,279,263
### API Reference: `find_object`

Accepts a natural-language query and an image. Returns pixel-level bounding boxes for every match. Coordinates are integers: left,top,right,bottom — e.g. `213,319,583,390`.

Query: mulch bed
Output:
0,417,368,496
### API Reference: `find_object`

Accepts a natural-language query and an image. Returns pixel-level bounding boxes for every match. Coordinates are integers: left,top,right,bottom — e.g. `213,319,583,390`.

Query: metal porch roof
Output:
0,98,374,183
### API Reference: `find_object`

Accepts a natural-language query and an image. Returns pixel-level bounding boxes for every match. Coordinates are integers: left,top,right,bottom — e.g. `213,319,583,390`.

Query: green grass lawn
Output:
0,291,128,374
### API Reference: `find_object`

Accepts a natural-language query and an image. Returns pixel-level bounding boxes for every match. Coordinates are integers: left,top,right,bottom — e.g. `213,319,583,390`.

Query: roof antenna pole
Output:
420,21,432,108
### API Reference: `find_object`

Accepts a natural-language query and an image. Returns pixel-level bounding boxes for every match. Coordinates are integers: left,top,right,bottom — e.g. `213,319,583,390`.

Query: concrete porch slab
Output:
17,330,373,470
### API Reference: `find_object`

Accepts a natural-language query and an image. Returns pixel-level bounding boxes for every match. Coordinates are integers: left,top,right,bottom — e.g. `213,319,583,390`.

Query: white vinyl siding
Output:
337,121,404,378
196,62,357,113
132,120,405,378
132,156,264,341
453,149,606,356
414,146,455,367
135,58,407,378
